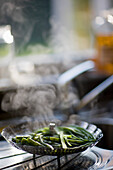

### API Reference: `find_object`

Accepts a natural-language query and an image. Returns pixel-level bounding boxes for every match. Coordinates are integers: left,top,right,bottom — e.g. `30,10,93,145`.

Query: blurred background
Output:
0,0,113,149
0,2,113,170
0,0,112,63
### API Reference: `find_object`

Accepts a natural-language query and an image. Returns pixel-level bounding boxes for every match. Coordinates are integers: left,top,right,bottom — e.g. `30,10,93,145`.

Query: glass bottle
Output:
94,9,113,75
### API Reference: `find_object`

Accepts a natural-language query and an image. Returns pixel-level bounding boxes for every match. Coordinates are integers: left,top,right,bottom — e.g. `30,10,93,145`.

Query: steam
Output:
1,82,79,123
50,18,76,53
1,62,79,121
1,85,58,123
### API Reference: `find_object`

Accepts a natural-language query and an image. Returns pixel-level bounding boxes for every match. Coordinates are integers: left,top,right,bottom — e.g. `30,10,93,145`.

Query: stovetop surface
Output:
0,140,113,170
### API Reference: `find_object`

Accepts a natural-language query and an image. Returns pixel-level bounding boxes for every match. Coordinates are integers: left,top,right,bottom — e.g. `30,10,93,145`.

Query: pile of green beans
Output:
12,125,96,150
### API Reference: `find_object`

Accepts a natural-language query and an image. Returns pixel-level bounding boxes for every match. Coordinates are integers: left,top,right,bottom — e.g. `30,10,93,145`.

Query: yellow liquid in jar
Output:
94,34,113,75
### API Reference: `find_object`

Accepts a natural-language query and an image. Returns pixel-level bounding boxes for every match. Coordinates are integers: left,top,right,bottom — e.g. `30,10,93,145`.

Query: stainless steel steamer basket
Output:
1,120,103,156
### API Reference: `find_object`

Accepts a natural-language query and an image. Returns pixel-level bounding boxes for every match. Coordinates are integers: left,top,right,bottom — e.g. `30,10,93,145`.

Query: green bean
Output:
12,137,20,143
69,125,95,140
12,124,96,150
64,136,72,147
16,135,31,140
21,138,28,145
27,138,42,146
43,136,60,143
39,134,54,150
56,126,85,138
59,131,67,149
35,127,51,135
67,139,86,144
71,141,94,149
52,143,62,147
76,127,95,140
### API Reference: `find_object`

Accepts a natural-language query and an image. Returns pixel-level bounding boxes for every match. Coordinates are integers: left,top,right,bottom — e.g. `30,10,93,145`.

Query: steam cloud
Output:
1,82,78,123
1,84,58,123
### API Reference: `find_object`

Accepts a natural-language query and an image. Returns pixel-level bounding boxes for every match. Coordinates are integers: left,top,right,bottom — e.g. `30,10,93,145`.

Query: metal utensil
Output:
76,75,113,111
57,60,95,86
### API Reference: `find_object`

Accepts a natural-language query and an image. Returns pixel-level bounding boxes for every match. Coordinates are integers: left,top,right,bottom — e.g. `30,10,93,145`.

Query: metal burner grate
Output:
0,141,104,170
